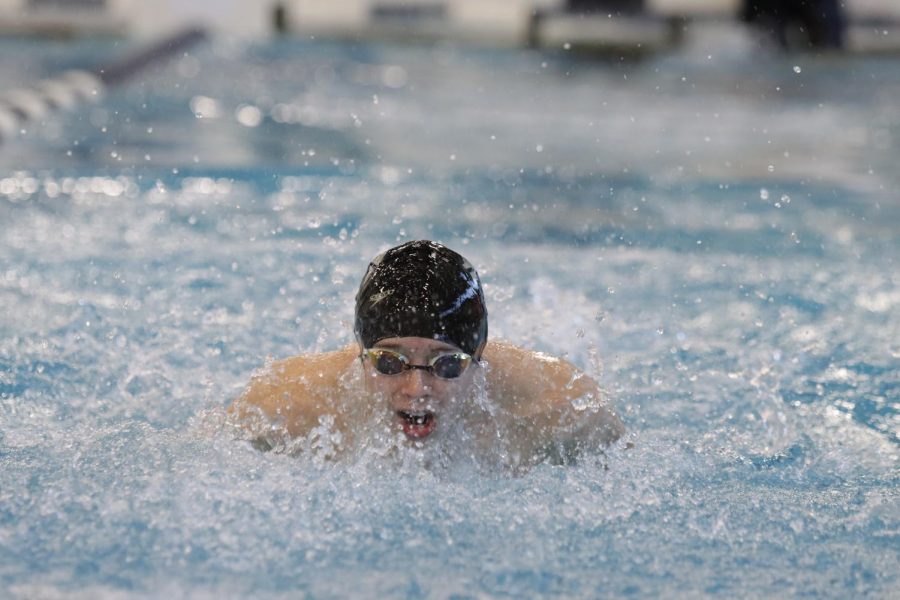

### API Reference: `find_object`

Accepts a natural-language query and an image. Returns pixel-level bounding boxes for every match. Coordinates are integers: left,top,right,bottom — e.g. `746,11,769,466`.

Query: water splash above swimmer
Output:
228,240,625,472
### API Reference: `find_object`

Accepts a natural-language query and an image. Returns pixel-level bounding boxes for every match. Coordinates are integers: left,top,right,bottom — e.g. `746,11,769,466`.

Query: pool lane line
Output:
95,27,207,87
0,27,207,145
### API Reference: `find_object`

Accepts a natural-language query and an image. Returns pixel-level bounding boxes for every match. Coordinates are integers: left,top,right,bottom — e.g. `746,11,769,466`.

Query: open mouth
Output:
396,410,436,439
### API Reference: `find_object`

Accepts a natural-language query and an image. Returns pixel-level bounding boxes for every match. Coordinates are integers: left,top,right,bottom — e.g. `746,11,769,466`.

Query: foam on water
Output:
1,35,898,598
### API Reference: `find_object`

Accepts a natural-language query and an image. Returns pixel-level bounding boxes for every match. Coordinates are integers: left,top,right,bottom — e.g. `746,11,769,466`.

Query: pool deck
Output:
283,0,900,55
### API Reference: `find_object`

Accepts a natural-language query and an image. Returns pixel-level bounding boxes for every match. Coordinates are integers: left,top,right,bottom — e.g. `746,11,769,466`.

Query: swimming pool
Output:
1,31,898,597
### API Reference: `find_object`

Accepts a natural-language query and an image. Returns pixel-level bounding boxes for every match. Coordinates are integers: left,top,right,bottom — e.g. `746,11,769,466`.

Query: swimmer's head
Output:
354,240,488,359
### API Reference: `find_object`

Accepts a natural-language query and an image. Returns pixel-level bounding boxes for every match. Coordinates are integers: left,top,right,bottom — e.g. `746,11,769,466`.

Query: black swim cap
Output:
354,240,488,359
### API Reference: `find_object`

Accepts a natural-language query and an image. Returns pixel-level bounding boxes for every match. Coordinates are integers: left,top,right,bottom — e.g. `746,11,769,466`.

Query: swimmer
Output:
228,240,624,467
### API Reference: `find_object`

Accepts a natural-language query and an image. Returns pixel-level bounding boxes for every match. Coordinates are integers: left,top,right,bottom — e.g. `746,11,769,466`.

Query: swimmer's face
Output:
361,336,477,441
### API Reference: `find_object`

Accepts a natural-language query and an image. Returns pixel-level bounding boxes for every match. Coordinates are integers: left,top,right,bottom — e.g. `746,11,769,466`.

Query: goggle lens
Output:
431,354,468,378
372,350,407,375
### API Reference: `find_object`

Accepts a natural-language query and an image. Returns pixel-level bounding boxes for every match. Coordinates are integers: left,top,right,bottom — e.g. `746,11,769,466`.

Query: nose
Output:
399,367,431,398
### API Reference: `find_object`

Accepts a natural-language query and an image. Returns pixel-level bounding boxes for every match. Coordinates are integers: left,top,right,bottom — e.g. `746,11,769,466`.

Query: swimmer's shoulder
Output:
481,340,590,407
481,340,625,450
229,345,358,435
270,345,359,386
481,339,533,373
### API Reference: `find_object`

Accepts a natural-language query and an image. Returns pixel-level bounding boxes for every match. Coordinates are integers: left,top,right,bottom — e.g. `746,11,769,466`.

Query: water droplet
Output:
235,104,262,127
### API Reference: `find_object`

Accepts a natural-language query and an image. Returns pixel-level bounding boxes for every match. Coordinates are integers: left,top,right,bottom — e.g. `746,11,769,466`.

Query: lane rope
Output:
0,27,206,145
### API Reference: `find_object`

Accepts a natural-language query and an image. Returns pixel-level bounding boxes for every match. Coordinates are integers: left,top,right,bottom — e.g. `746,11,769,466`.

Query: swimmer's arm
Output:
227,359,323,442
227,348,357,443
537,362,625,458
484,342,625,460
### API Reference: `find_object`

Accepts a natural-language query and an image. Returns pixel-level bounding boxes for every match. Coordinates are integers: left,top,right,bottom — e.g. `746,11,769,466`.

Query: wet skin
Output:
229,337,625,464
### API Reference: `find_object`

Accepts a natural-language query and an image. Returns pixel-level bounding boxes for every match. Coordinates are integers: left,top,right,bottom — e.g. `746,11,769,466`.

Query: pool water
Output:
1,32,898,597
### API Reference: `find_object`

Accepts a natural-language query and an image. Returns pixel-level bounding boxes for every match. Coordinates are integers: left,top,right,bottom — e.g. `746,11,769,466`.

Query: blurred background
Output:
0,0,897,45
4,0,900,176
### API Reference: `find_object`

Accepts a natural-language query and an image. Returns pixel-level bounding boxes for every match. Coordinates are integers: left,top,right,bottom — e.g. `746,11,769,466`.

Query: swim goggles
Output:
361,348,473,379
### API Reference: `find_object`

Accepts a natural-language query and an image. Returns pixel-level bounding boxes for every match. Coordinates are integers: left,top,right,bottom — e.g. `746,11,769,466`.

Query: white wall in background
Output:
850,0,900,18
450,0,536,40
1,0,898,37
650,0,740,16
287,0,368,31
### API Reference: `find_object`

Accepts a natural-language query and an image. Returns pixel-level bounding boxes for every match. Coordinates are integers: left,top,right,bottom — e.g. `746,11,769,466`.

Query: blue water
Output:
1,32,898,598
